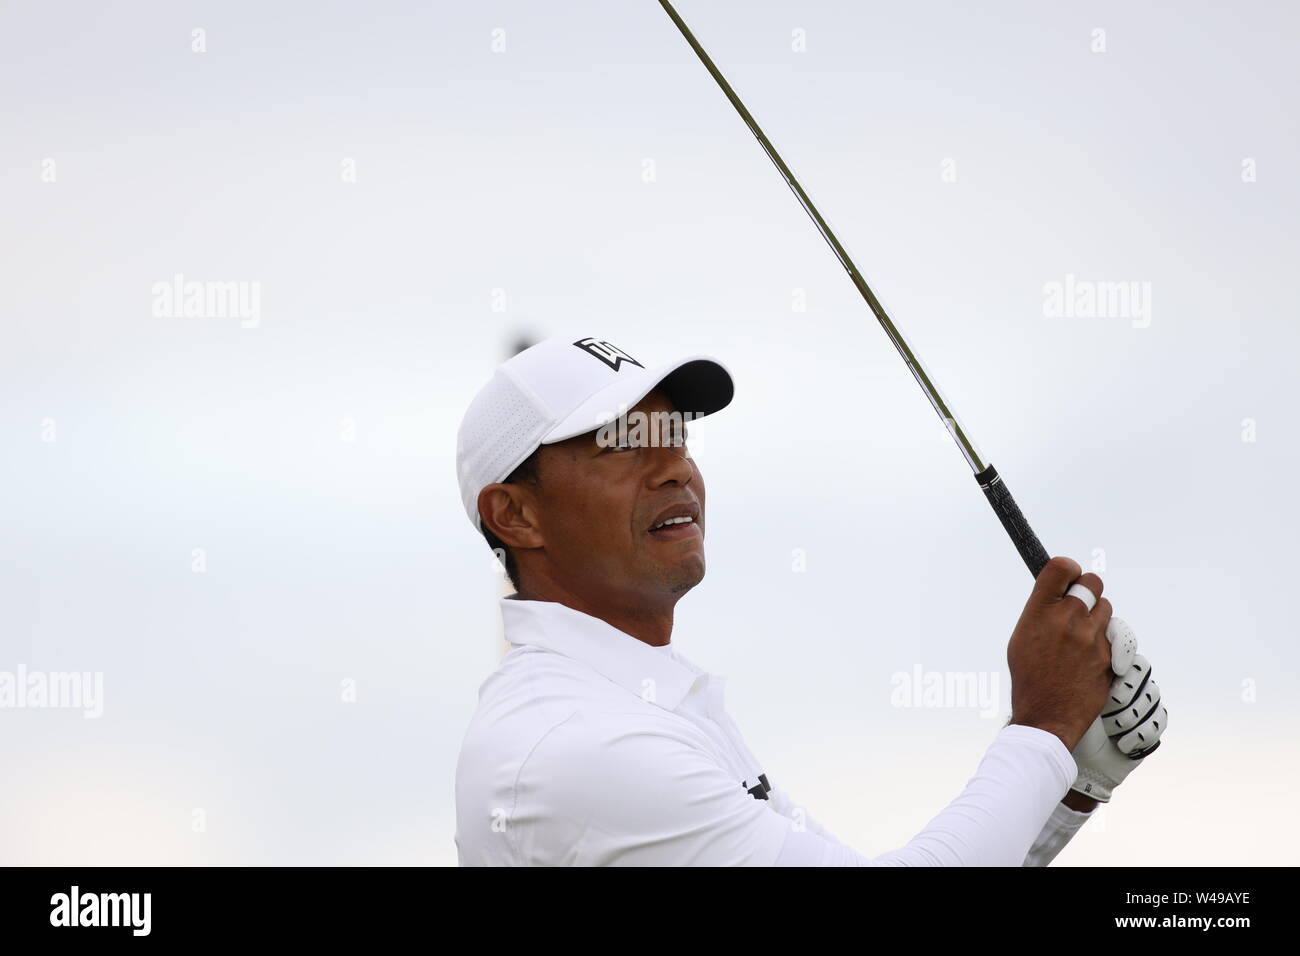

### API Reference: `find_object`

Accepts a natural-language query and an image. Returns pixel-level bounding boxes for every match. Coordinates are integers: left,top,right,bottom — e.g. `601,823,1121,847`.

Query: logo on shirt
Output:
573,338,643,372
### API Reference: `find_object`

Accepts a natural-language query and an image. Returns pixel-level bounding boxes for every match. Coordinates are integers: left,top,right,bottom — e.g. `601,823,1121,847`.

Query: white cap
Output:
456,336,734,531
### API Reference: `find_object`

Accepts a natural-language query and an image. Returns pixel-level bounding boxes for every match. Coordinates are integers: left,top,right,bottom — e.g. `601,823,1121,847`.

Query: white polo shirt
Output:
454,596,1093,866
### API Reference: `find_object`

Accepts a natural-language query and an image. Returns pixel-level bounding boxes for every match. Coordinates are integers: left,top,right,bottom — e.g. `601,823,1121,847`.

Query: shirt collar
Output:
500,596,703,711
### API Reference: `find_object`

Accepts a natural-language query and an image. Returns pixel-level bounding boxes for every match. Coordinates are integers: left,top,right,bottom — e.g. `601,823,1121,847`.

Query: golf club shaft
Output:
659,0,1050,578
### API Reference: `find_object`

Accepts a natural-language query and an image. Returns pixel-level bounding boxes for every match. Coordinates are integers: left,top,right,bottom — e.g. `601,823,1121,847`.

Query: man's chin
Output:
663,552,706,595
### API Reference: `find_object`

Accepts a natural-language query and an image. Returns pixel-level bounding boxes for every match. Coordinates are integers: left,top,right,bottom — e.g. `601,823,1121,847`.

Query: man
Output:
454,336,1168,866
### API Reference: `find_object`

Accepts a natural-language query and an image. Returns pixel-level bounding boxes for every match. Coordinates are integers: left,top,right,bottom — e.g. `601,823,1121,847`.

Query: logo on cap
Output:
573,337,643,372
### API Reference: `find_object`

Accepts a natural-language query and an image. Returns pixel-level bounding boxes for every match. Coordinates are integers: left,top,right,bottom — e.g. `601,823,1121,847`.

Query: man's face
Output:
531,388,707,605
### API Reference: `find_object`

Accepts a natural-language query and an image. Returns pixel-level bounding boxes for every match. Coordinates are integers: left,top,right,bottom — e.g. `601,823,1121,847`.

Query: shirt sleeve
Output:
765,783,849,846
772,724,1081,866
1022,800,1094,867
517,712,1079,867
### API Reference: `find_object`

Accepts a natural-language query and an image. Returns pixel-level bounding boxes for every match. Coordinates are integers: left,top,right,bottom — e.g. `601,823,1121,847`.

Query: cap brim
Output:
541,356,734,444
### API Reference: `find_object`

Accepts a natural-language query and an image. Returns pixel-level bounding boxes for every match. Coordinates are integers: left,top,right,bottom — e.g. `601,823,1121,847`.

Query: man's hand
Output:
1006,556,1114,752
1070,639,1169,802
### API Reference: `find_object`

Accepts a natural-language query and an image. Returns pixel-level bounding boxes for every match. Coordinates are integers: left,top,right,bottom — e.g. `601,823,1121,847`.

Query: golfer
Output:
453,336,1167,866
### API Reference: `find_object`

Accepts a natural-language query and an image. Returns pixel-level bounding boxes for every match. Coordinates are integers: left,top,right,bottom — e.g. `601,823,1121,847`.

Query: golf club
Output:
659,0,1052,578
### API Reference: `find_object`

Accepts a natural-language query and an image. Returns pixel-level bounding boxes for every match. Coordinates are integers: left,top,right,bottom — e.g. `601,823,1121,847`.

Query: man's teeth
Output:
652,516,694,531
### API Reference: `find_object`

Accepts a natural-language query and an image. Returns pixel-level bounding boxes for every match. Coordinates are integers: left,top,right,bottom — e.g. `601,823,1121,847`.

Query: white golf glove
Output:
1070,618,1168,803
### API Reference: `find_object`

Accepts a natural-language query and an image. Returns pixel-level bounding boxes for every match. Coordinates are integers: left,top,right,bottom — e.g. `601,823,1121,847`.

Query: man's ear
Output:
478,483,543,551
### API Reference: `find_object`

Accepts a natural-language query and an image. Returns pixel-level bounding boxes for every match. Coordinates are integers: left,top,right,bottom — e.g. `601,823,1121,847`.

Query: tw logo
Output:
573,337,643,372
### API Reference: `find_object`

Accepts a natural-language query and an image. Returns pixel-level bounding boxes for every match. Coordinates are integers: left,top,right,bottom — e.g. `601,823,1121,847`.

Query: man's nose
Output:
644,441,694,488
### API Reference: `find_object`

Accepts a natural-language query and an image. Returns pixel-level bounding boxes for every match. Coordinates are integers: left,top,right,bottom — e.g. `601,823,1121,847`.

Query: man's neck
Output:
515,578,675,647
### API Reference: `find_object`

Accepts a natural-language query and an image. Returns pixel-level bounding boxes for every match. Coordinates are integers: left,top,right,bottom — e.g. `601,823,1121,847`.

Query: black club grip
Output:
974,464,1050,578
978,465,1161,760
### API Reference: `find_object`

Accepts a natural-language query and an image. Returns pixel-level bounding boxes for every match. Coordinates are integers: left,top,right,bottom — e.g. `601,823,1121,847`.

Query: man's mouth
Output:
647,502,702,540
649,515,694,531
648,516,701,541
